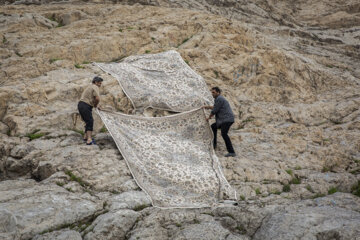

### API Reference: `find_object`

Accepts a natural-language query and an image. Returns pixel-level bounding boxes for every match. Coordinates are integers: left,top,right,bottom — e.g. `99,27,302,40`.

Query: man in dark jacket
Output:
203,87,236,157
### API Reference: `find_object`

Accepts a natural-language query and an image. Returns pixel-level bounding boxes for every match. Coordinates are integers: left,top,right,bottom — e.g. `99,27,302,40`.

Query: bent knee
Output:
221,132,229,137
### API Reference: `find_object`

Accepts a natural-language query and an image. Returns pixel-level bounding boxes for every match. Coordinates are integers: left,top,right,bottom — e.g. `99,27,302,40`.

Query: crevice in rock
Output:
37,203,109,238
249,214,268,239
124,214,142,240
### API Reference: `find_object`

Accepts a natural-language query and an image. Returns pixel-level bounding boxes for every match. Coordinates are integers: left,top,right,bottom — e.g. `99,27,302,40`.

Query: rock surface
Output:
83,210,140,240
0,0,359,239
0,179,103,240
253,193,360,240
32,230,82,240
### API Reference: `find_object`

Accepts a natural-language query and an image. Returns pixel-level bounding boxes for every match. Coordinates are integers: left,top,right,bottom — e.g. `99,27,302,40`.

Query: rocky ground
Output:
0,0,359,239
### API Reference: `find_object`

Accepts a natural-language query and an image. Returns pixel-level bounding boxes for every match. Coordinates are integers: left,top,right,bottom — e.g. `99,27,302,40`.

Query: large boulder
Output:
0,179,103,240
84,209,141,240
253,193,360,240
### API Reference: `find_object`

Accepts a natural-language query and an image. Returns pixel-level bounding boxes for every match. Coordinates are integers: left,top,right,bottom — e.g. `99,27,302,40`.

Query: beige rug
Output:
95,50,213,112
97,108,236,208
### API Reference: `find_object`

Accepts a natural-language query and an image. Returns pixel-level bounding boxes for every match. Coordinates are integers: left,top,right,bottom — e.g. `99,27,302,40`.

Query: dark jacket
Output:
211,95,234,126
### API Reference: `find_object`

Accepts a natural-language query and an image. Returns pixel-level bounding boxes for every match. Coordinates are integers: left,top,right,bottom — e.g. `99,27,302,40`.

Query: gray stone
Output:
0,122,9,135
4,156,33,178
31,162,55,181
29,138,61,151
173,221,231,240
24,144,132,192
10,144,34,159
0,209,17,240
307,172,358,193
226,235,250,240
253,193,360,240
84,210,140,240
59,11,86,26
128,223,168,240
0,179,103,240
108,191,152,211
32,229,82,240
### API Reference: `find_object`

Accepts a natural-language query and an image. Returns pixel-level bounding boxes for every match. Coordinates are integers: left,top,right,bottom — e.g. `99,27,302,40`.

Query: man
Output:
78,76,103,145
203,87,236,157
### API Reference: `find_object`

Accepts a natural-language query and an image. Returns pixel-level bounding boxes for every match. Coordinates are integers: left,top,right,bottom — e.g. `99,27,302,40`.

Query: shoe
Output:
225,153,236,157
86,139,96,145
84,138,95,143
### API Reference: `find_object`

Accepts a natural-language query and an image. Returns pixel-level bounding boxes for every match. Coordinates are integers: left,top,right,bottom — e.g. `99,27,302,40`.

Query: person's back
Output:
80,84,100,107
213,95,234,127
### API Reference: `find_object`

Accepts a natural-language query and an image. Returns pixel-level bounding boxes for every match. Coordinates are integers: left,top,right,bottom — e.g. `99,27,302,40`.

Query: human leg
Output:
220,122,235,154
211,123,218,149
85,114,94,144
78,102,94,144
86,130,92,143
83,126,87,141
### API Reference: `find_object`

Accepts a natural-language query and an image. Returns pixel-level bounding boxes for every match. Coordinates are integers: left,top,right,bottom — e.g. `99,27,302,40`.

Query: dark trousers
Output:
211,122,235,153
78,101,94,132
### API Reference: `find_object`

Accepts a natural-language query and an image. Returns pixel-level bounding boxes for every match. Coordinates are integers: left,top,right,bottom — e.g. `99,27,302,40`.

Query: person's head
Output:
211,87,221,98
92,76,103,87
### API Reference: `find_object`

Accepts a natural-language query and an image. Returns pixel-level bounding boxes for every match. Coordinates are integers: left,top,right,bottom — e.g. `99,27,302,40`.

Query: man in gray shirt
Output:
203,87,236,157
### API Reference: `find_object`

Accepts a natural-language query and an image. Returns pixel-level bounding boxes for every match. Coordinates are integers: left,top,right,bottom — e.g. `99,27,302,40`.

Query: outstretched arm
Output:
202,105,213,110
202,105,214,121
94,96,100,108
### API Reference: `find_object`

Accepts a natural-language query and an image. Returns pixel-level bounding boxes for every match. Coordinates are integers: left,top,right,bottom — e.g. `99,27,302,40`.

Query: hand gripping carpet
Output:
97,108,237,208
95,50,213,112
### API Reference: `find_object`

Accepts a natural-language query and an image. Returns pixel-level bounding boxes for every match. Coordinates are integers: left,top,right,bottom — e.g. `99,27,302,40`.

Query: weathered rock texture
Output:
0,179,104,240
0,0,359,239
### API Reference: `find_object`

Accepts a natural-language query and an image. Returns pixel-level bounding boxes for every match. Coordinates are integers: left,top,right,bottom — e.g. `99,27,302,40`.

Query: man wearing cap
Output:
78,76,103,145
203,87,236,157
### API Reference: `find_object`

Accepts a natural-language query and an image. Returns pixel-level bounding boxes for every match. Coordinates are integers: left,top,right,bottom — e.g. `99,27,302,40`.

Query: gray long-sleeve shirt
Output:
211,95,234,126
